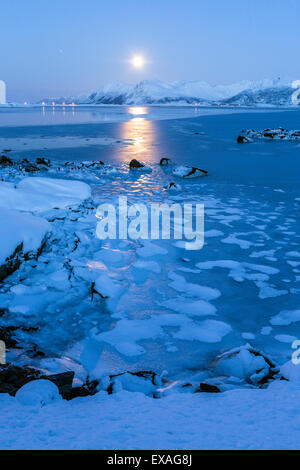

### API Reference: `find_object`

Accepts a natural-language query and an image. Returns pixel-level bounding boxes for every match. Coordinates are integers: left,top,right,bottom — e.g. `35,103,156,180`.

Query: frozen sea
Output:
0,105,300,384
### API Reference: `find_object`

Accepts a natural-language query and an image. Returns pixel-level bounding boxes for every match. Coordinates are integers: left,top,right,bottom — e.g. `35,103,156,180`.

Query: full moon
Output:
131,55,144,68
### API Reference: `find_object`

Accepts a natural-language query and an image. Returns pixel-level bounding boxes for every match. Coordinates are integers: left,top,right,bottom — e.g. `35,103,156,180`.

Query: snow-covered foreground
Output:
0,380,299,450
0,108,300,449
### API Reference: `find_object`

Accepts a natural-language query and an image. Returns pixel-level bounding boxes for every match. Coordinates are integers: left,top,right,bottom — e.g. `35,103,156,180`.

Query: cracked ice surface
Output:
0,156,298,388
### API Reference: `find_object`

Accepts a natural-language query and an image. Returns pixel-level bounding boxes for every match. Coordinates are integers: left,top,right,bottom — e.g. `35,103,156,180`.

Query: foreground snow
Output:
0,379,299,450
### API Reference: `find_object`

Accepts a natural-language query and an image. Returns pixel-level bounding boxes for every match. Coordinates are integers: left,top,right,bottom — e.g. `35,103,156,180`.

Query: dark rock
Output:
0,155,13,166
264,132,277,138
196,382,221,393
106,370,159,395
0,242,23,282
64,378,99,400
129,159,144,169
160,158,170,166
43,371,74,398
24,164,40,173
0,364,40,395
36,157,51,167
90,281,108,300
0,365,79,398
0,326,20,349
237,135,251,143
185,166,208,177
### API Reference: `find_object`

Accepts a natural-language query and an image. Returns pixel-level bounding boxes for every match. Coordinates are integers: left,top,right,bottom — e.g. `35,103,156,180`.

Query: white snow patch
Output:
0,177,91,213
0,209,50,265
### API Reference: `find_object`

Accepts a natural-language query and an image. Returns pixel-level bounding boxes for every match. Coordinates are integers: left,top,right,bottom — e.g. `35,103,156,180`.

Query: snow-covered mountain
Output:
42,78,300,106
221,86,296,106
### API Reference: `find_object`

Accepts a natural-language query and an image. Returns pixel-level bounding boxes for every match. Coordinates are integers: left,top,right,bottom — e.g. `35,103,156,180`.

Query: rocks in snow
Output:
129,159,144,169
196,382,221,393
0,155,13,167
0,365,40,395
0,364,99,400
0,209,50,281
160,157,170,166
165,181,182,191
238,128,300,142
103,371,162,397
237,135,253,143
215,344,280,386
173,165,208,178
35,157,51,167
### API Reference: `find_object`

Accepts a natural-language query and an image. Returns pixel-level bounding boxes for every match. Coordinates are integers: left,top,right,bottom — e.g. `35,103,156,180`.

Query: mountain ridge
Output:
42,78,300,106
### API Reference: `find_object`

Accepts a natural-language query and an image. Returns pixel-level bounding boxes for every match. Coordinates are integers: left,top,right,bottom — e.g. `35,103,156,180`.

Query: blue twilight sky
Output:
0,0,299,102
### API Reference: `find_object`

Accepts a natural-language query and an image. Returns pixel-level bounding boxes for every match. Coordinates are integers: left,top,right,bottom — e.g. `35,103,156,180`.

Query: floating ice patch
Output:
173,319,231,343
158,297,216,317
270,309,300,326
222,233,253,249
261,326,272,335
205,229,224,238
168,271,221,300
94,313,231,356
274,335,297,344
286,251,300,258
136,240,168,258
133,260,161,274
242,332,255,340
255,282,288,299
195,260,278,283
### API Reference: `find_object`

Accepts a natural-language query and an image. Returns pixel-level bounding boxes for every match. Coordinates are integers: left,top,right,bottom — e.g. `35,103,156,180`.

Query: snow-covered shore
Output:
0,378,300,450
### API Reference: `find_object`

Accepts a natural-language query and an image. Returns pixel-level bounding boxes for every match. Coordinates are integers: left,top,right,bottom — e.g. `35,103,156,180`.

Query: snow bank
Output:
0,177,91,213
0,209,50,266
1,382,300,449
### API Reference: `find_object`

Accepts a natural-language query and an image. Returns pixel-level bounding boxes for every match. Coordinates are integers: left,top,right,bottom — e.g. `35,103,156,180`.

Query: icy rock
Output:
165,182,182,191
64,378,99,400
215,344,279,385
35,157,51,167
172,165,208,178
0,155,13,167
15,379,61,406
41,371,74,398
0,209,50,281
129,159,144,169
237,135,252,143
160,157,170,166
104,371,161,397
0,364,78,398
240,128,300,141
0,364,40,395
195,382,221,393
